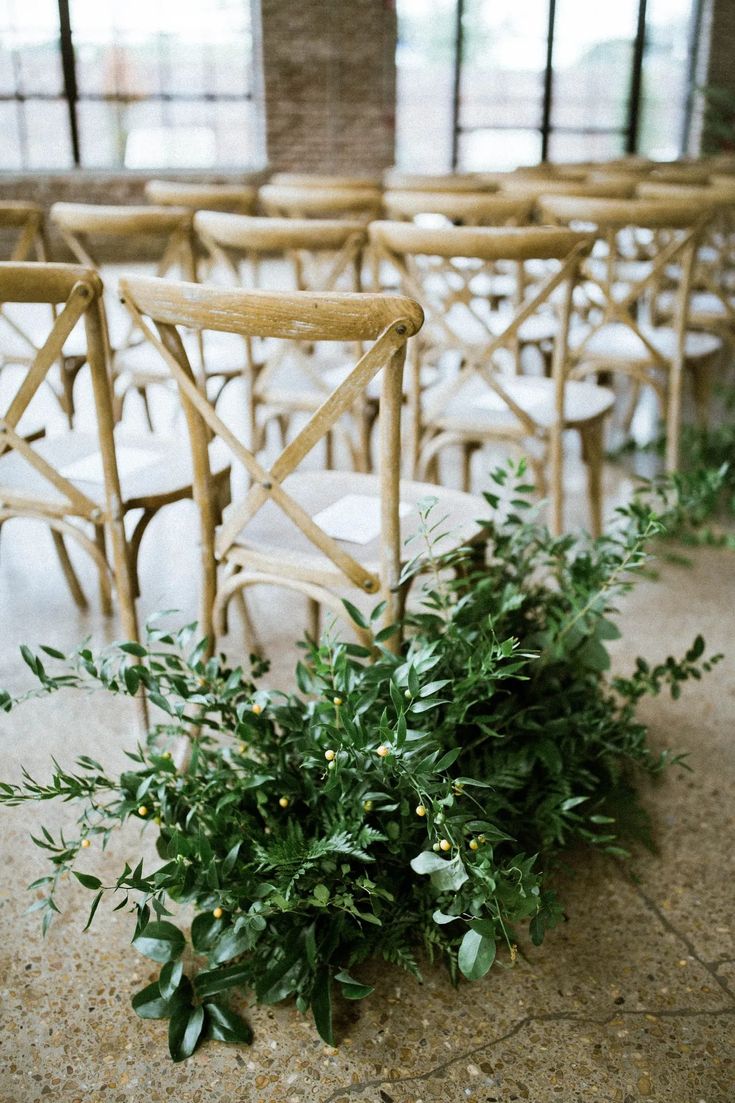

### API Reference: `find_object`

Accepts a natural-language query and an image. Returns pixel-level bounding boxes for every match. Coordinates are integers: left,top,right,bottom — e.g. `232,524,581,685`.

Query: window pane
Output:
639,0,692,160
0,102,23,169
460,0,547,132
547,130,625,163
24,99,73,167
459,126,542,171
0,0,63,95
395,0,456,172
551,0,639,131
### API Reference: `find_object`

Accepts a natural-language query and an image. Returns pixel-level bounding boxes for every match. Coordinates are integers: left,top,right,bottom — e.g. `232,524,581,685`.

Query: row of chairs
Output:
1,168,733,648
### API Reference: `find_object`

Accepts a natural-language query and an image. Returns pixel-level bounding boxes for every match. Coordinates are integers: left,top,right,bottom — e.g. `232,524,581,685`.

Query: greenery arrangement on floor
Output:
0,463,722,1062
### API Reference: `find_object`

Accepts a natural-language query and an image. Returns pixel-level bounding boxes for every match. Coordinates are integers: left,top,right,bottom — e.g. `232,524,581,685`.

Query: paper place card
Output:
60,446,160,485
313,494,413,546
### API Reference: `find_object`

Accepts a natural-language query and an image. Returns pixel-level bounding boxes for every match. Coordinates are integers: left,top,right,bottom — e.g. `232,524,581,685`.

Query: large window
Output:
0,0,262,170
396,0,704,171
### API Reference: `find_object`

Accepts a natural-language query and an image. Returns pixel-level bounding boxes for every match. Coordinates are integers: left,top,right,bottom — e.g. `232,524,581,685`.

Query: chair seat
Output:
0,429,229,512
224,470,485,583
570,321,722,363
424,373,615,434
657,290,733,325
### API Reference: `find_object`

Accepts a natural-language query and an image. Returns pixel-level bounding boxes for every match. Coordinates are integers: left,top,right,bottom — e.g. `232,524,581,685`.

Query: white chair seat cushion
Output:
423,373,614,433
0,429,228,510
226,470,485,580
570,322,722,362
657,290,732,323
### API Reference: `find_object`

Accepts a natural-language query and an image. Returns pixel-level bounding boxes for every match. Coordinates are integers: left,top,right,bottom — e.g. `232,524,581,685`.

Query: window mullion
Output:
57,0,81,165
541,0,556,161
626,0,648,155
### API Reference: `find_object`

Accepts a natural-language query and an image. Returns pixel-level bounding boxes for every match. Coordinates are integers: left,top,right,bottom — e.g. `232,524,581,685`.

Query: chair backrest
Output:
258,184,383,222
382,170,496,193
499,178,637,201
50,203,196,278
0,202,47,261
144,180,258,214
269,173,382,190
118,276,423,627
369,220,591,434
0,261,136,637
194,211,367,292
382,190,534,227
538,194,716,469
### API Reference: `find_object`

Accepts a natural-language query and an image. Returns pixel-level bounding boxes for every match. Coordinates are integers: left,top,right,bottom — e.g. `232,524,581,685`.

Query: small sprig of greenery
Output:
0,463,722,1061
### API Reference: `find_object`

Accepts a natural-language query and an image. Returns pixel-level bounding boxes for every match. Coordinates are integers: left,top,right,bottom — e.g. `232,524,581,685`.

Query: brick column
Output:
691,0,735,153
258,0,397,173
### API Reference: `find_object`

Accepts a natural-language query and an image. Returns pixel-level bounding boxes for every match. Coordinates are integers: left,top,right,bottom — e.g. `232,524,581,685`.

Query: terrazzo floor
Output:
0,417,733,1100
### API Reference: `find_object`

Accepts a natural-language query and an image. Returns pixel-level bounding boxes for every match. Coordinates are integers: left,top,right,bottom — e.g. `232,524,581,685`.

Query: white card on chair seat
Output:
313,494,412,545
60,446,160,485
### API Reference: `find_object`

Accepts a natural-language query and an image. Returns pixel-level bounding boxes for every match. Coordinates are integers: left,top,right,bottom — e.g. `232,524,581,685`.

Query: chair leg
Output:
307,597,321,642
137,386,155,433
580,420,605,539
93,525,113,616
50,530,88,610
128,508,155,600
691,356,715,430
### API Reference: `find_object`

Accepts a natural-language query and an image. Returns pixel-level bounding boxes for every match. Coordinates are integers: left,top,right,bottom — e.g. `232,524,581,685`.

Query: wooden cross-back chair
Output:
538,195,721,470
50,202,198,427
382,190,534,227
369,221,614,536
635,183,735,361
118,276,486,649
144,179,258,214
258,184,384,223
269,173,383,190
194,211,374,468
0,203,53,385
0,262,137,638
383,171,497,193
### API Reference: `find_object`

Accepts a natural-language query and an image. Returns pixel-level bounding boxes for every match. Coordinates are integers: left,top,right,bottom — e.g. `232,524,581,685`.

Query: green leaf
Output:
457,927,496,981
334,970,374,1000
132,921,185,964
132,980,175,1020
119,642,147,656
341,599,368,630
82,890,104,933
210,925,254,964
169,1003,205,1062
159,960,184,1001
434,747,462,771
432,910,458,925
191,912,224,953
312,883,330,904
205,1001,253,1044
73,871,102,891
194,962,250,999
311,965,333,1045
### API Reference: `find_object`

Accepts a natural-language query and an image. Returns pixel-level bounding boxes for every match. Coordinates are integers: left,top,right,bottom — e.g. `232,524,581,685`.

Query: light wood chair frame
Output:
194,211,373,467
369,222,601,534
50,202,198,427
538,195,718,470
382,190,534,227
0,262,138,639
119,276,424,647
144,180,258,214
258,184,384,223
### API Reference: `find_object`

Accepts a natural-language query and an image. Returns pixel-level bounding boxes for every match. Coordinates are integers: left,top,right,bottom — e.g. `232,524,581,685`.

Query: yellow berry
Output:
137,806,148,817
416,804,427,817
363,800,374,812
325,749,336,761
478,834,486,844
251,703,262,715
333,697,343,707
439,838,451,852
377,744,390,758
327,761,336,770
212,906,223,920
239,743,248,754
162,751,171,760
278,796,289,808
469,839,479,851
404,689,412,699
432,842,441,852
80,838,91,849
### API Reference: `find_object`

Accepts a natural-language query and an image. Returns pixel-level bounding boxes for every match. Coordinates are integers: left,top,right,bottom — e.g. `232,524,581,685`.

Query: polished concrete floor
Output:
0,377,734,1100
